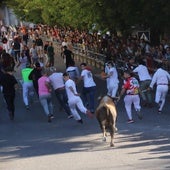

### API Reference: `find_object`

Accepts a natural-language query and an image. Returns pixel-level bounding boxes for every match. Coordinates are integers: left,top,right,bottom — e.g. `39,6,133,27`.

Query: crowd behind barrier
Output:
37,24,170,75
1,24,170,74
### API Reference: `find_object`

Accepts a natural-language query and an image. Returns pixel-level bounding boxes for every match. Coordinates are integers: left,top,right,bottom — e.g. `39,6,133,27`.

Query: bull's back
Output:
95,96,117,122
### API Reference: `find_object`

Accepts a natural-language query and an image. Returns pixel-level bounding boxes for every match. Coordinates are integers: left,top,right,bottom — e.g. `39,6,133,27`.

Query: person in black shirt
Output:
1,50,15,72
0,67,18,120
2,36,8,44
28,62,42,96
47,42,54,67
13,37,20,62
35,36,43,58
23,32,29,45
43,41,49,66
63,46,75,68
23,45,31,65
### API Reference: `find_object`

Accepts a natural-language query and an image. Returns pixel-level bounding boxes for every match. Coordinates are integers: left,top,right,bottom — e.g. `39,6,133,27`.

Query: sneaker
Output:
158,101,162,109
50,114,54,119
127,119,134,124
48,115,52,123
136,111,143,120
158,110,162,114
77,119,83,124
26,105,30,110
9,112,14,120
67,115,73,119
86,110,93,118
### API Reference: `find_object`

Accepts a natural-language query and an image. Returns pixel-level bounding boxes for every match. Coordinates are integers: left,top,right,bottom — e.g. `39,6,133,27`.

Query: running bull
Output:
95,95,117,147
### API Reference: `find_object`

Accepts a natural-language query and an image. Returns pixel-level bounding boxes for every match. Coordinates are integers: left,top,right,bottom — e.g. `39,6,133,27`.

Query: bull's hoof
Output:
97,96,102,101
102,137,106,142
110,143,114,147
114,127,118,132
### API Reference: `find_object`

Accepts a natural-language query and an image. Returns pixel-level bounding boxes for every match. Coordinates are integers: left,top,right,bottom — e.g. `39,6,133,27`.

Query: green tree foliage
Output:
4,0,170,36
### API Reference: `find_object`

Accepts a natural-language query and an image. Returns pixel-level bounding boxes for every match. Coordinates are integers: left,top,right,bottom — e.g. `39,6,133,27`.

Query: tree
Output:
3,0,170,42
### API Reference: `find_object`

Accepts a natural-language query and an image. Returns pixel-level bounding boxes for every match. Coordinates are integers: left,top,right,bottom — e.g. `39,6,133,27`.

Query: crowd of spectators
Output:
1,24,170,74
33,25,170,74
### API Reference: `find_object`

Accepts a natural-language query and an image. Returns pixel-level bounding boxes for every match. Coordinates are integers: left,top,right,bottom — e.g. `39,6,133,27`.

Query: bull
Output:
95,95,117,147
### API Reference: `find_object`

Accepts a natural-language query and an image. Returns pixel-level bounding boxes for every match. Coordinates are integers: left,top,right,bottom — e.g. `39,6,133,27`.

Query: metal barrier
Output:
72,46,106,69
53,40,170,75
53,40,106,70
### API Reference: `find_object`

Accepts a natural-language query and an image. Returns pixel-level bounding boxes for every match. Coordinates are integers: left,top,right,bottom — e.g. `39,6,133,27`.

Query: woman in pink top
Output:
38,68,54,122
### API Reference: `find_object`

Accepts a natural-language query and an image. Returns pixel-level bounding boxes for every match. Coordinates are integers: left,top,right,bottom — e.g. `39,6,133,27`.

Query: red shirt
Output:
123,77,139,95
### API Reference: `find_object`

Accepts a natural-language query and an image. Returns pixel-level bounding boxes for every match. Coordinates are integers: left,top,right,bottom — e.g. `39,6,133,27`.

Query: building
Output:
0,6,19,26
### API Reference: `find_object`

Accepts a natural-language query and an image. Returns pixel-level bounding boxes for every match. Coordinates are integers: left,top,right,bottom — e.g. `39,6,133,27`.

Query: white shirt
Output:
39,61,44,68
66,66,80,80
133,64,151,81
108,67,119,85
19,56,28,70
105,64,109,74
30,47,38,58
65,79,78,99
66,66,80,75
81,69,96,87
62,41,67,47
2,42,10,52
67,66,76,72
145,44,151,53
150,68,170,88
49,72,65,90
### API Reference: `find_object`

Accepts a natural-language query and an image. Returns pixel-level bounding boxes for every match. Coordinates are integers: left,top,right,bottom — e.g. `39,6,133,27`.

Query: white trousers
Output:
3,43,9,53
22,82,34,106
44,53,49,66
155,85,168,111
68,96,87,120
36,46,43,57
124,95,141,120
107,83,119,98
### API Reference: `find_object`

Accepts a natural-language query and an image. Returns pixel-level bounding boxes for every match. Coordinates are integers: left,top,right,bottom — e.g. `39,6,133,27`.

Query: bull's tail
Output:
106,106,113,124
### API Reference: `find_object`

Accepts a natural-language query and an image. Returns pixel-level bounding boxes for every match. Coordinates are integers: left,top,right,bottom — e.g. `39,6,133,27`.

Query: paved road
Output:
0,44,170,170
